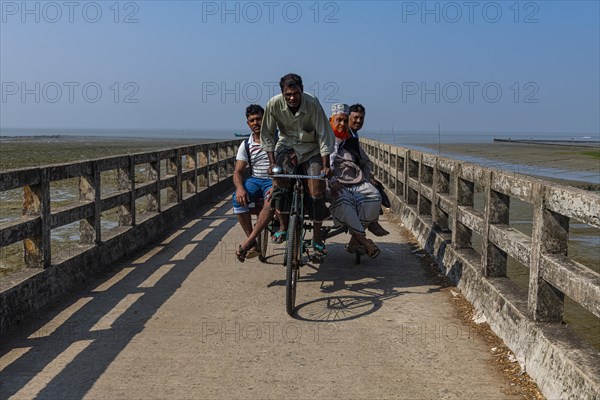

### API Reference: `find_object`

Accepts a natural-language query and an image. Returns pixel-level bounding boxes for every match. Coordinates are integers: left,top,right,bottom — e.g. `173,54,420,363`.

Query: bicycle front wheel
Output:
285,213,301,316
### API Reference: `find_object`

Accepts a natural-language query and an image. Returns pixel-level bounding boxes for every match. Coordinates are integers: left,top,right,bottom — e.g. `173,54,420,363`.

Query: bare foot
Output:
368,221,389,237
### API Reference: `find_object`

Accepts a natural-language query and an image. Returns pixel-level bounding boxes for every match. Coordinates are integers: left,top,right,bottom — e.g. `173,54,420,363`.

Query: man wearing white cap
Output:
328,103,381,258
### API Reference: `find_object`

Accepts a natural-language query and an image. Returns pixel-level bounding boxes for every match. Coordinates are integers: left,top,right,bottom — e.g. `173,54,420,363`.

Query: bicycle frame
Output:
271,171,324,316
291,178,306,256
270,170,364,314
271,171,350,256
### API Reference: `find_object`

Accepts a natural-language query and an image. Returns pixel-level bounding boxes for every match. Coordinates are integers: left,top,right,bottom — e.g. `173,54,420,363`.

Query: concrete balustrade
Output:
361,138,599,399
0,139,241,332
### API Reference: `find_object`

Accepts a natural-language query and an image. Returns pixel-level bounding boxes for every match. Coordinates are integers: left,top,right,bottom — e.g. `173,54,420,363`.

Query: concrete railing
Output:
361,138,600,399
0,139,241,332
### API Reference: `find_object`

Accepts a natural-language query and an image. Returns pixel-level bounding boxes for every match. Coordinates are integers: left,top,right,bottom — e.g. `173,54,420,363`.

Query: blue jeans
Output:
232,176,273,214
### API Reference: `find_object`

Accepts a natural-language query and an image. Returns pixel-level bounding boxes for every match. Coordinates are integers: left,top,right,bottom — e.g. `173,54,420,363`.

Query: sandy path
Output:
1,197,524,400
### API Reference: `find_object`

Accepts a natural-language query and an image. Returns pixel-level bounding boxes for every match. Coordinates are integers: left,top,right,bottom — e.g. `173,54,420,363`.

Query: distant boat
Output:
234,132,250,137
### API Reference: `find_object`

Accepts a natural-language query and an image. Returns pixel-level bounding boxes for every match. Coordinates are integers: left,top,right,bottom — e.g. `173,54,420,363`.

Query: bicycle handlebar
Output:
270,172,326,180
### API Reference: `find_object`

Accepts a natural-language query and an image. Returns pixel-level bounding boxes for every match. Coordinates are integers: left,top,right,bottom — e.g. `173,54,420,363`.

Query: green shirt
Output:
260,92,335,165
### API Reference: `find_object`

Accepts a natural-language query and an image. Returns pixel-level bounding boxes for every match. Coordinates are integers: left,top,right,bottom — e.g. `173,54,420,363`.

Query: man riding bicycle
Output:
260,73,335,257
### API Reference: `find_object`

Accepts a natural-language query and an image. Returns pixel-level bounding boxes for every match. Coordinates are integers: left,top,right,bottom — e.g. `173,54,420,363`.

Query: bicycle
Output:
270,166,348,316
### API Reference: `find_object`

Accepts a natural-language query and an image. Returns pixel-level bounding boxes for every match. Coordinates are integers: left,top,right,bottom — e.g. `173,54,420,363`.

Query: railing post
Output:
216,143,221,182
433,158,450,230
129,155,136,225
177,149,183,200
375,142,381,180
117,158,134,226
482,171,509,277
391,146,398,196
402,149,408,201
167,152,178,204
406,151,418,206
452,164,473,249
372,142,377,179
22,168,51,268
377,143,382,180
203,145,210,188
380,143,385,181
205,145,212,187
383,144,390,187
529,183,567,322
393,146,400,194
191,145,198,193
183,152,195,194
147,153,160,213
79,161,101,244
418,154,432,216
228,143,235,177
94,162,102,243
371,142,378,180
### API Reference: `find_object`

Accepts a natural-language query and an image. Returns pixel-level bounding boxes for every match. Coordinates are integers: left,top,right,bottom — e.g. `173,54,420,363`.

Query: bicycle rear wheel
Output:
285,213,301,316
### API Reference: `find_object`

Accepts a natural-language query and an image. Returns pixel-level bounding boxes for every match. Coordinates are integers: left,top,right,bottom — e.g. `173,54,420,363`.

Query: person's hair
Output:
245,104,264,118
349,103,366,114
279,73,303,91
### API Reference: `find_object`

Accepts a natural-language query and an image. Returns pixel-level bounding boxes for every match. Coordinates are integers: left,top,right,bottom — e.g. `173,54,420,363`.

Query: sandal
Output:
271,230,287,244
246,245,259,259
345,236,364,254
363,239,380,259
236,245,248,263
238,240,259,262
313,241,327,257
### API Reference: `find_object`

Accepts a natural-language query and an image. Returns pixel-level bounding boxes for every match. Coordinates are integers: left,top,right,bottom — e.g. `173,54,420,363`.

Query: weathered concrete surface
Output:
389,191,600,400
1,196,523,400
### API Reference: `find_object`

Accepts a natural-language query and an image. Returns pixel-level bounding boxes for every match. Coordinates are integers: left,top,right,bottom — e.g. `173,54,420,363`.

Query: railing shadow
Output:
0,198,237,400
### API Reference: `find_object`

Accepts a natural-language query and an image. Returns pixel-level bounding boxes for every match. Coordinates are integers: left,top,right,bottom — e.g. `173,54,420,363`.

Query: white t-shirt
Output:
236,134,270,178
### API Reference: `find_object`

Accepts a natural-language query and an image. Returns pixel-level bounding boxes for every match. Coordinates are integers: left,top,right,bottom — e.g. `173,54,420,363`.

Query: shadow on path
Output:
0,199,236,400
266,239,444,322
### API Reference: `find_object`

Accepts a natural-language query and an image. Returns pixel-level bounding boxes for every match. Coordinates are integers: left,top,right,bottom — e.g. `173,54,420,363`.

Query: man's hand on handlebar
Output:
321,155,332,179
268,164,284,176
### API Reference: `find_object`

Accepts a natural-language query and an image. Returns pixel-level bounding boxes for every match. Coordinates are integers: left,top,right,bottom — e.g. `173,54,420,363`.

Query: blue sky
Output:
1,0,599,137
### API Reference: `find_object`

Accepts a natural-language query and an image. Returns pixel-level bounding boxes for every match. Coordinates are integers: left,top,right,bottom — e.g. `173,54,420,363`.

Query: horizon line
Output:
1,127,599,136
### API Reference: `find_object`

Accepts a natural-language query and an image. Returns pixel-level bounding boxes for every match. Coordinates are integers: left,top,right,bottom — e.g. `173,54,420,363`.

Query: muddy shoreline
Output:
417,142,599,189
